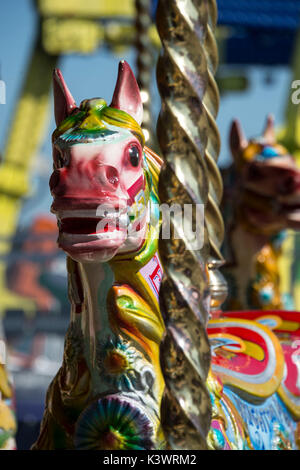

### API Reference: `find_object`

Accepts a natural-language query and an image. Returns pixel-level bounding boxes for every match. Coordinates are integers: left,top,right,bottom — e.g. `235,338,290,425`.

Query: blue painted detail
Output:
263,147,279,157
210,336,241,353
271,231,287,247
256,146,280,160
223,387,297,450
282,292,295,310
259,286,274,304
212,428,225,449
219,394,244,449
257,317,278,329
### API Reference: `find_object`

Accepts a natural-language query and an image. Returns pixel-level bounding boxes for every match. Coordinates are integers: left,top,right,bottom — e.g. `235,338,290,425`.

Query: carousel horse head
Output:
50,61,159,263
229,115,300,235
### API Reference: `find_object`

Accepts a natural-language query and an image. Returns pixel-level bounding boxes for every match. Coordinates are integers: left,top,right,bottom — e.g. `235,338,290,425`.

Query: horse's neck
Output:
66,241,164,391
224,223,282,310
228,225,267,305
77,262,114,363
221,165,283,310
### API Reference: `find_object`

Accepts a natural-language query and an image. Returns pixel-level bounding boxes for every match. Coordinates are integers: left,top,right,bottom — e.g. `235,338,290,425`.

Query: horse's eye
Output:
129,146,140,167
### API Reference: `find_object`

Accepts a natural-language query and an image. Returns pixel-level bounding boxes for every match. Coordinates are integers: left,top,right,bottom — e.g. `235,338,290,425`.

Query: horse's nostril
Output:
106,166,119,188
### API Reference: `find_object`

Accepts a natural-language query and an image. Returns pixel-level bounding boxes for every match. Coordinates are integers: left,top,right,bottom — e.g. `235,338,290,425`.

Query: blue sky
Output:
0,0,293,226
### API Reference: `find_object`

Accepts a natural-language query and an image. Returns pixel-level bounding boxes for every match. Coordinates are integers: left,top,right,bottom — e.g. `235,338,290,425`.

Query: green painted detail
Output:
0,428,12,448
54,99,144,146
117,296,134,309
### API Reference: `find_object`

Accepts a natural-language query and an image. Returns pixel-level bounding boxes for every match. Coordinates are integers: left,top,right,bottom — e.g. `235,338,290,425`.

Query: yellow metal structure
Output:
0,39,56,316
38,0,135,18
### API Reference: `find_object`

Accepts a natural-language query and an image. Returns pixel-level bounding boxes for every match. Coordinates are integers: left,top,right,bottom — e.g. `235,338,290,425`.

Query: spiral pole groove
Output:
203,0,225,264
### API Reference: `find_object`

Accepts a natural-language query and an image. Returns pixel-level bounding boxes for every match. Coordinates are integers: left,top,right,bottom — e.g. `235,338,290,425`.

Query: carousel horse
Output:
222,116,300,311
33,62,300,450
0,330,16,450
205,117,300,449
32,61,165,450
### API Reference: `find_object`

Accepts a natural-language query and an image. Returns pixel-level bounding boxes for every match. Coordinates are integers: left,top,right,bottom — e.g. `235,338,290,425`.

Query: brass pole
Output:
156,0,215,449
203,0,227,312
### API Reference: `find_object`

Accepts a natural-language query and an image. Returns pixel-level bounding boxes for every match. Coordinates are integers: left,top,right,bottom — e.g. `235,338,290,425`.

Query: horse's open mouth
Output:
60,217,127,235
243,202,300,232
51,197,128,213
55,205,148,260
55,208,129,259
57,209,128,236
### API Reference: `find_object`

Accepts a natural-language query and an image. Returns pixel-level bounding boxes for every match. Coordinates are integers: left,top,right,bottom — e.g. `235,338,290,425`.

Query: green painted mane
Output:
53,98,145,146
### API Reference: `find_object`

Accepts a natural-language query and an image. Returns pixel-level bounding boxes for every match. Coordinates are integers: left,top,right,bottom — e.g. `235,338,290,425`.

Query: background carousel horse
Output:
205,117,300,450
32,61,165,450
221,116,300,311
0,325,16,450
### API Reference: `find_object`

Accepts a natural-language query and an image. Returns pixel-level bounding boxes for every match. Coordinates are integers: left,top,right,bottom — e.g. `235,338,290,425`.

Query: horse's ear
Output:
230,119,248,161
110,61,143,125
53,69,77,126
263,114,275,144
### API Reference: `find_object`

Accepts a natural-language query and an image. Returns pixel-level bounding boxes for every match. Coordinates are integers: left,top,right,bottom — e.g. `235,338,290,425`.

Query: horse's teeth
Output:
58,209,127,220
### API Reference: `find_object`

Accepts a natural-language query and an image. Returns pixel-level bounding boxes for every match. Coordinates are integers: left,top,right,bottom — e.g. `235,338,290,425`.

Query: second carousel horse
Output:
221,116,300,311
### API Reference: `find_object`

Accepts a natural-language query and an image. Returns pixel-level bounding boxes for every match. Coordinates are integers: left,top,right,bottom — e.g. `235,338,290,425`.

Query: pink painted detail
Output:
282,342,300,397
139,253,163,302
110,61,143,125
222,310,300,336
53,69,77,126
220,310,300,400
51,139,143,201
127,175,145,204
210,420,232,450
209,323,270,377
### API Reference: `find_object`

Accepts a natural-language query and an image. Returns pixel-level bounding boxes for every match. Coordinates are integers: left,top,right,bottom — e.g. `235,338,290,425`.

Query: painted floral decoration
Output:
74,395,154,450
97,337,142,390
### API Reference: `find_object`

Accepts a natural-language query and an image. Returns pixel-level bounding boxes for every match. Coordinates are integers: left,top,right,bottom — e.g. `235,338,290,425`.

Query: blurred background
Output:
0,0,300,449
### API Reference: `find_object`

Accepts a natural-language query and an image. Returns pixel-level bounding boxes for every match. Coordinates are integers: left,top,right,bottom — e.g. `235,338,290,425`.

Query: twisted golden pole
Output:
135,0,155,146
156,0,214,449
203,0,227,311
203,1,223,258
